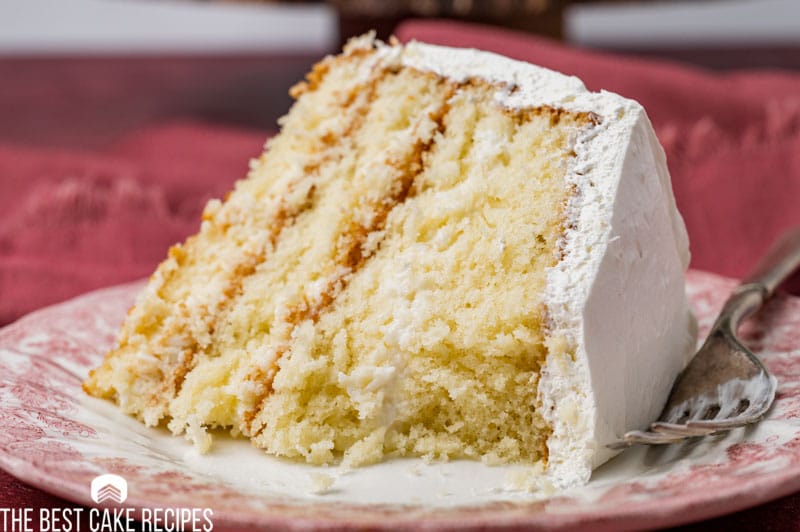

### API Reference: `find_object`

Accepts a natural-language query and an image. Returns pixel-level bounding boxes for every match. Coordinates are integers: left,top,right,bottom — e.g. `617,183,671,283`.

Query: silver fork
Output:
610,226,800,449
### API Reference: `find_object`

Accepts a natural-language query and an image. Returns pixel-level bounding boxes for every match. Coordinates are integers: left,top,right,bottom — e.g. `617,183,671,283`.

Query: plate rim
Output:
1,276,800,530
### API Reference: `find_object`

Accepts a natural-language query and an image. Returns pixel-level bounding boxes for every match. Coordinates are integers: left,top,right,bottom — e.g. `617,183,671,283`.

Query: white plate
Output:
2,270,800,530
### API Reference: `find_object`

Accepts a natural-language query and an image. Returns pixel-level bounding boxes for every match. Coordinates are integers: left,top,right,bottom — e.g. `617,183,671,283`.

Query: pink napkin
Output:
0,123,267,325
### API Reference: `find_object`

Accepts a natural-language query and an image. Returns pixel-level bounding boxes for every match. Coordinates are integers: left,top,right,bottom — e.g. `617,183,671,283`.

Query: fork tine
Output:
608,373,777,449
650,422,718,437
607,429,691,449
618,429,689,446
685,418,754,431
605,227,796,451
685,411,768,431
685,378,777,431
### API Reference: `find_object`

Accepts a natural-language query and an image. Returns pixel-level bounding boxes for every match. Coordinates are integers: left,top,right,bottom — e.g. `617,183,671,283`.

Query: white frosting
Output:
368,38,697,487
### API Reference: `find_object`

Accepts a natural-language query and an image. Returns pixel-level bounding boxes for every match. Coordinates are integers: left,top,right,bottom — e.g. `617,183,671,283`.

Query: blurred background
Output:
1,0,799,148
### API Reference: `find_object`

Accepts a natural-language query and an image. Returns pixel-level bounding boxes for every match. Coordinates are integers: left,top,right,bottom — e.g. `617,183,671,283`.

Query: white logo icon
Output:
91,474,128,504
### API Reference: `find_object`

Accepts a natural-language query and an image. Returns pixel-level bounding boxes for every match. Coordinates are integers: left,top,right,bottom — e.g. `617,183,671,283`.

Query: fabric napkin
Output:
0,123,267,326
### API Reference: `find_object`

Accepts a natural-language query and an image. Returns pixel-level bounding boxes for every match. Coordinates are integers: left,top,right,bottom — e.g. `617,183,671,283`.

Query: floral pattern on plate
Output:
1,270,800,530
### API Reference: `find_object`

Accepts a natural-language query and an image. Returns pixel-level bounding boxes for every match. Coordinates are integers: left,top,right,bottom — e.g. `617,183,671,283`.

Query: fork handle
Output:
743,226,800,297
716,226,800,332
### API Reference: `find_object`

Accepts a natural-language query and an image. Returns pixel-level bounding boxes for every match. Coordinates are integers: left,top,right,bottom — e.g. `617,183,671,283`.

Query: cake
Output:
84,34,696,487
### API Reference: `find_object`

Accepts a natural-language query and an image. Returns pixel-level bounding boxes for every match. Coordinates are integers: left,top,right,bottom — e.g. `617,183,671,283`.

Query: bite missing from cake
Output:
84,34,696,488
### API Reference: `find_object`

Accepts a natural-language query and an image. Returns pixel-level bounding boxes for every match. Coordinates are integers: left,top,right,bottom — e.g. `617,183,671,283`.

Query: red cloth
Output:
0,123,268,325
2,20,800,529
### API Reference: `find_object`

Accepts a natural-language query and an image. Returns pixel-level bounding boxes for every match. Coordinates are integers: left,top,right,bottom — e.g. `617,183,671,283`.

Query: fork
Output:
610,226,800,448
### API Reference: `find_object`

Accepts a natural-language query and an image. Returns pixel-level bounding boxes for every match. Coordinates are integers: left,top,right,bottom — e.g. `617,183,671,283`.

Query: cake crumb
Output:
407,464,423,477
308,473,335,494
504,464,557,495
341,428,386,468
174,416,212,454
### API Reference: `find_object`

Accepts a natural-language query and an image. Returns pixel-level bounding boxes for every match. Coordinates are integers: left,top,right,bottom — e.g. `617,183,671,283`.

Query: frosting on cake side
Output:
397,40,697,486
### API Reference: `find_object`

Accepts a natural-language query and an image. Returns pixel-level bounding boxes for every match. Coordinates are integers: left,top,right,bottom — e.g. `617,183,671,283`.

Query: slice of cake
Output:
84,34,696,487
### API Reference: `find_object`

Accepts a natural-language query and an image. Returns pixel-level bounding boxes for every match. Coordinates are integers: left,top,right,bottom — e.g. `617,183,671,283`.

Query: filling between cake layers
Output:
84,43,596,467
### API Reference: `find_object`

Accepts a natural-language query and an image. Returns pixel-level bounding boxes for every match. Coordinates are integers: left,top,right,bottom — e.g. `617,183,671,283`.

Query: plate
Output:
2,270,800,530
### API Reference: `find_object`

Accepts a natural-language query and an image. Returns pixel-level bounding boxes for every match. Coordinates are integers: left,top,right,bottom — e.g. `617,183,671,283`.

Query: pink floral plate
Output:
2,270,800,530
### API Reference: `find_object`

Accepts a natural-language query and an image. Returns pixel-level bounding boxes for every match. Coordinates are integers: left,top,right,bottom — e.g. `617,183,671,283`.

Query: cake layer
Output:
250,84,590,467
170,63,457,443
85,37,589,464
85,34,695,487
84,47,386,426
